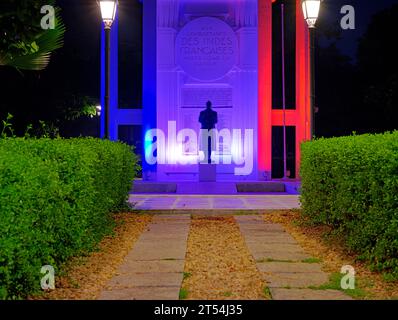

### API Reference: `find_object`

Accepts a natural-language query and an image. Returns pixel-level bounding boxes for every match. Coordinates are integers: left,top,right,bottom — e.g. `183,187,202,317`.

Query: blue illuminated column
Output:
142,0,157,180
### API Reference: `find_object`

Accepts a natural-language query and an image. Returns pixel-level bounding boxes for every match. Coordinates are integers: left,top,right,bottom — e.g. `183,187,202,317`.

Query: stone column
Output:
257,0,273,180
143,0,158,180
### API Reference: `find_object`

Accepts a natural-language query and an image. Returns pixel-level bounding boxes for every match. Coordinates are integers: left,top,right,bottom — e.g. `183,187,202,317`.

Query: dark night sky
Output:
319,0,398,59
51,0,395,139
1,0,397,136
55,0,398,63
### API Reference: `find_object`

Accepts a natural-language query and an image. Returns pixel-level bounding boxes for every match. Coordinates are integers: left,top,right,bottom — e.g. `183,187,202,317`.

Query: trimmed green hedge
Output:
0,138,139,299
300,131,398,276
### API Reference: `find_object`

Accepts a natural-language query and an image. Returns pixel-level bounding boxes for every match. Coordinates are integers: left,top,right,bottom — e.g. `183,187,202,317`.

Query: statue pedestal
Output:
199,164,216,182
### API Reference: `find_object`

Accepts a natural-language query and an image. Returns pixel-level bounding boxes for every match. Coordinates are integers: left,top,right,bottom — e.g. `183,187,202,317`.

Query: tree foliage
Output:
357,4,398,132
0,0,65,70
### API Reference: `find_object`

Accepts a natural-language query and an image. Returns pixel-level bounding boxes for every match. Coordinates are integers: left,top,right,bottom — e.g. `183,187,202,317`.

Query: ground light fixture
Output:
96,105,102,117
98,0,118,139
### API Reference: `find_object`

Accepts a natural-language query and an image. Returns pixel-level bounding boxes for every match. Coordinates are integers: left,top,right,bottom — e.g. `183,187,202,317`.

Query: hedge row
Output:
300,131,398,276
0,138,139,299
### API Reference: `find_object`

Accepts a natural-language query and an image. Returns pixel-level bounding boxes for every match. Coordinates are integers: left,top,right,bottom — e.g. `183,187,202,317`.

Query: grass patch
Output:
69,278,80,289
308,273,367,299
382,273,398,283
179,288,188,300
183,272,192,280
302,258,322,264
256,258,295,263
263,287,272,299
222,291,233,297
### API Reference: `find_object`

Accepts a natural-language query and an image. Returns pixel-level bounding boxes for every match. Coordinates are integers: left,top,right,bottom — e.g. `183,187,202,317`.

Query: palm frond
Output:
0,8,65,71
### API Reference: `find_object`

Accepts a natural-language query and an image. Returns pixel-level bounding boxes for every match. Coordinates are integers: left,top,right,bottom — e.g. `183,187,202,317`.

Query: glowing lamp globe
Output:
99,0,118,28
302,0,321,28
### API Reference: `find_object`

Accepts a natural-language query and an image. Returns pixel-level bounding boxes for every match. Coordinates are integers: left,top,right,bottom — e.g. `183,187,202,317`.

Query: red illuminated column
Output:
295,0,311,178
258,0,273,180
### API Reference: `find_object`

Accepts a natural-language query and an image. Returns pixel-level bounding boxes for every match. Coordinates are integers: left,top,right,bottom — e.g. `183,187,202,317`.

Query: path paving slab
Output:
257,262,323,273
252,250,311,262
99,286,181,300
235,215,352,300
146,221,189,225
264,272,329,288
249,243,305,253
118,260,185,274
107,272,183,289
99,215,190,300
152,216,191,221
148,222,191,227
138,233,189,241
237,224,285,232
244,235,297,244
270,288,353,300
129,195,301,211
128,245,187,261
133,240,187,249
145,225,190,233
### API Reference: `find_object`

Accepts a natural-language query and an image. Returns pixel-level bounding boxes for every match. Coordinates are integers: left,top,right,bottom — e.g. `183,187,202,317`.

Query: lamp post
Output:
99,0,118,139
302,0,321,140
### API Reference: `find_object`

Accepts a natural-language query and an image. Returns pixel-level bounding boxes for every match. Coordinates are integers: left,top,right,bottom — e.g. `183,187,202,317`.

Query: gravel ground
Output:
181,216,269,300
263,210,398,300
34,213,152,300
32,210,397,300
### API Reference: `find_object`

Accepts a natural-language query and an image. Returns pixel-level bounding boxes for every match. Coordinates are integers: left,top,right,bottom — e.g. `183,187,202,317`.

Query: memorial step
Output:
132,182,177,194
236,182,286,193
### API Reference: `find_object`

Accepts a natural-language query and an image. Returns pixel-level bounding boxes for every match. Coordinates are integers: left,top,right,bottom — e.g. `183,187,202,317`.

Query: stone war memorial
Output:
3,0,397,303
101,0,312,184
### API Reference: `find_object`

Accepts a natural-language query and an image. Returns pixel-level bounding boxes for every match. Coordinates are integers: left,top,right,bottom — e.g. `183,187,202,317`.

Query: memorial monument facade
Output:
101,0,312,182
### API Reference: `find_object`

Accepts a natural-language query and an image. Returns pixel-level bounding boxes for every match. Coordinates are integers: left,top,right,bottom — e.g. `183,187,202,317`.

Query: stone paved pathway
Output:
129,195,300,211
235,215,352,300
99,214,352,300
99,215,190,300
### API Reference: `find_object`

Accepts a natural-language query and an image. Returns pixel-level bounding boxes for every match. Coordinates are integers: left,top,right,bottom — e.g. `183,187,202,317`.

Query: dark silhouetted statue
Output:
199,101,218,164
